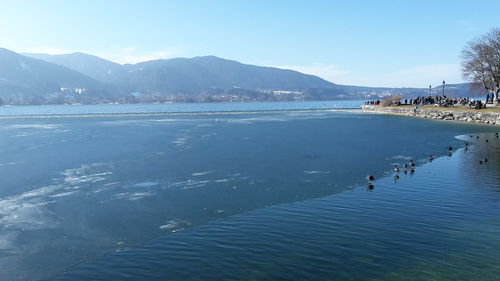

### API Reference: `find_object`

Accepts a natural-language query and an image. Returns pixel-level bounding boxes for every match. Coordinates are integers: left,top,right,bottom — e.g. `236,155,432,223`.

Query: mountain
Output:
23,54,336,94
0,48,113,104
19,52,341,102
0,48,486,105
114,56,336,95
24,52,123,82
23,52,344,102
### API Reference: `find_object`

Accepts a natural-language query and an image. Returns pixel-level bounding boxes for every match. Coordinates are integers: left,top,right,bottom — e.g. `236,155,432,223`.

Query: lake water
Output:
0,100,362,117
0,101,498,280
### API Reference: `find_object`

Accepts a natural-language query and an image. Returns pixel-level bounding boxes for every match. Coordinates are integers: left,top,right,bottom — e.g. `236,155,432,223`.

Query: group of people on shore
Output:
365,100,381,105
404,95,486,109
364,95,488,109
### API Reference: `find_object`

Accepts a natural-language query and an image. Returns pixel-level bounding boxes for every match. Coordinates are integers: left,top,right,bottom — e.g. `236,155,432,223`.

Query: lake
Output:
0,101,498,280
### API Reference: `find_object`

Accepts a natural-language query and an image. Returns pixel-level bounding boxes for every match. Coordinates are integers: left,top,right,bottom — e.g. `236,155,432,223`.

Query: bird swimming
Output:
366,174,374,182
393,165,400,172
403,163,408,168
447,146,453,150
409,160,415,167
484,158,488,163
393,174,400,182
428,155,434,161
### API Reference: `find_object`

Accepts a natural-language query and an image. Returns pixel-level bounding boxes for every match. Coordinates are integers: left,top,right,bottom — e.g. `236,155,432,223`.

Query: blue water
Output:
0,102,498,280
0,100,362,117
54,142,500,281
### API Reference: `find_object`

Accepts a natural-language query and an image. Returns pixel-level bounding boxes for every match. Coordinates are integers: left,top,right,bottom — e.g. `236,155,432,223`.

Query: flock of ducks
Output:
366,158,417,190
366,132,498,190
469,132,498,164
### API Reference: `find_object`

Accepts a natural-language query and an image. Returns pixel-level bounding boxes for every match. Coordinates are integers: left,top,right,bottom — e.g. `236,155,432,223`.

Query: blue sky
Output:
0,0,498,87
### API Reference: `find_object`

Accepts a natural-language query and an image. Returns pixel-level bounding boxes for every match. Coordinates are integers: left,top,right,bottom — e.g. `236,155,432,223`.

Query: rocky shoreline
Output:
361,105,500,126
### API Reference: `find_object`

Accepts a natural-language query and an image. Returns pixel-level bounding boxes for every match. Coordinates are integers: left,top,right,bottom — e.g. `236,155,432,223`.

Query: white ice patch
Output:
0,185,62,232
172,129,192,147
159,219,180,229
127,192,154,200
0,162,114,252
0,161,26,167
304,170,331,175
9,124,59,130
61,163,112,185
49,191,77,198
11,133,31,137
17,185,62,199
171,179,212,190
115,191,154,201
172,137,187,145
391,155,413,161
192,170,214,176
150,119,181,122
132,182,158,188
215,178,230,183
103,182,119,186
181,179,211,190
200,133,217,138
99,120,150,126
160,219,189,233
172,173,246,190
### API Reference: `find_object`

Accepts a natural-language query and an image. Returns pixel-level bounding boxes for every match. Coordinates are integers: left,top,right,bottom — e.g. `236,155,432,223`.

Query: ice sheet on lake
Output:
61,163,112,185
0,162,115,252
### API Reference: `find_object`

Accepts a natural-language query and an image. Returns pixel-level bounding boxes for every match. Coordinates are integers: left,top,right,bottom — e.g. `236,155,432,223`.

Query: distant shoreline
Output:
0,107,361,119
361,104,500,126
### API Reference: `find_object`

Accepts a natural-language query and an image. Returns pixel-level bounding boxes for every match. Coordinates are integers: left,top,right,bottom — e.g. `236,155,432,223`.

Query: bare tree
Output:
462,28,500,104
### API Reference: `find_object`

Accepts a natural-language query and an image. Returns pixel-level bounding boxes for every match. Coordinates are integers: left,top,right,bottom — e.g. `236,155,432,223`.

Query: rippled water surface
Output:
55,141,500,281
0,103,498,280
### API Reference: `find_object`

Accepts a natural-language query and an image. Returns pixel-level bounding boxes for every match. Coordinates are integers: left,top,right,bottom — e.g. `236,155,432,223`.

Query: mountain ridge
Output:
24,52,123,82
0,48,483,105
0,48,114,104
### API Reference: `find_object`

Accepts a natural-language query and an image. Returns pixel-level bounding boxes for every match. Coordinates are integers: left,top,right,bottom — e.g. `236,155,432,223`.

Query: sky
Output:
0,0,499,87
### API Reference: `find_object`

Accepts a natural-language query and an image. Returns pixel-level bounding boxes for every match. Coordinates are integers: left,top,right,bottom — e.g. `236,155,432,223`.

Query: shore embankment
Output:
361,104,500,126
